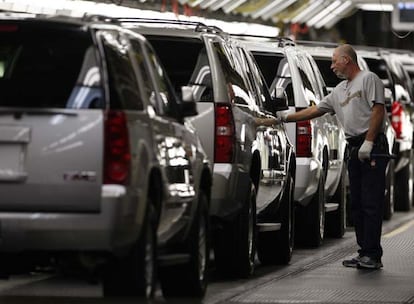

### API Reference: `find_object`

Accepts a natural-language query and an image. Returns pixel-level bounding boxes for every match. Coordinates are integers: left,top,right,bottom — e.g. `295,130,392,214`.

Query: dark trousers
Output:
346,134,388,260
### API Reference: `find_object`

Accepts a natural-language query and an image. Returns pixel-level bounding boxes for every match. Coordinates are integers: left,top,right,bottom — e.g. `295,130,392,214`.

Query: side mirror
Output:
181,85,195,102
268,86,288,113
181,86,198,117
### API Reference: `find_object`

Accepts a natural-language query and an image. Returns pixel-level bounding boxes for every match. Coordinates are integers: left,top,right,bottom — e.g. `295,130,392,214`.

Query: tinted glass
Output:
213,42,251,106
0,22,102,108
147,37,213,102
146,45,180,118
253,52,295,107
102,31,143,110
314,56,341,88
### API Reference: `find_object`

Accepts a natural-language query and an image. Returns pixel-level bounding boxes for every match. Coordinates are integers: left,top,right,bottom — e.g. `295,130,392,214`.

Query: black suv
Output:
0,15,212,299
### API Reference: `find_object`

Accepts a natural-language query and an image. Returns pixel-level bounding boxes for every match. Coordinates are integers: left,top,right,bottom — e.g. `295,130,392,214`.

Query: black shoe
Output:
342,255,362,268
357,256,383,269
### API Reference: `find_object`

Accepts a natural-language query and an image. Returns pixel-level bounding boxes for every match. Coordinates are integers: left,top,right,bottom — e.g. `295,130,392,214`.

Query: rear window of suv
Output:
314,56,341,88
0,23,100,109
146,36,213,101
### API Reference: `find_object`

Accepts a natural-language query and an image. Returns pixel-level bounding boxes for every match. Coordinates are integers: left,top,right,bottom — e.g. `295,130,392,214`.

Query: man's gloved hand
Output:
358,140,373,162
274,111,289,124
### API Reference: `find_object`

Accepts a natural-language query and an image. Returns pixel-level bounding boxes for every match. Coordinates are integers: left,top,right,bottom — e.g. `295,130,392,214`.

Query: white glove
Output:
275,111,289,124
358,140,373,162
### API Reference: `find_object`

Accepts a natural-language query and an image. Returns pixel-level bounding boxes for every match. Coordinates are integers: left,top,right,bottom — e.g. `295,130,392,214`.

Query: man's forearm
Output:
365,104,385,142
286,105,324,122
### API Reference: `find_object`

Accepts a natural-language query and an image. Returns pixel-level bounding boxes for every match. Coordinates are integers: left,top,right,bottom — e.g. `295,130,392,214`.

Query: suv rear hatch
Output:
0,20,104,212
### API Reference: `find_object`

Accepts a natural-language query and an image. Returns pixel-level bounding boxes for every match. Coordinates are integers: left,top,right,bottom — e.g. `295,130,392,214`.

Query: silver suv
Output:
240,37,347,247
123,19,296,274
0,15,212,299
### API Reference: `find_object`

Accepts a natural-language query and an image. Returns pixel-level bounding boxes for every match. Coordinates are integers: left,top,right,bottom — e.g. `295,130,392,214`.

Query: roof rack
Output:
295,40,338,48
116,17,223,33
82,14,119,23
231,34,295,47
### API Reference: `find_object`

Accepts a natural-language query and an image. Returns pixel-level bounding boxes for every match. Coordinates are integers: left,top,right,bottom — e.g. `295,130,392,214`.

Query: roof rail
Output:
295,40,338,48
231,34,295,47
82,14,119,24
117,17,223,33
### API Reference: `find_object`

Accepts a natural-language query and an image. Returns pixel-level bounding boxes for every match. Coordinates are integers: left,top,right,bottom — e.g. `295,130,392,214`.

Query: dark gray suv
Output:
0,15,212,299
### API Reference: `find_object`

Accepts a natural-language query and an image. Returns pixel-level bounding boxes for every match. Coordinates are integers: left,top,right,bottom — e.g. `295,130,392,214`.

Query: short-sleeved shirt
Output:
317,70,385,138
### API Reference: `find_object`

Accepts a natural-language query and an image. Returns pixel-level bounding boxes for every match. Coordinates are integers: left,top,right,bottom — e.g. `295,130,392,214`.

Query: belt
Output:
346,133,366,147
346,132,385,147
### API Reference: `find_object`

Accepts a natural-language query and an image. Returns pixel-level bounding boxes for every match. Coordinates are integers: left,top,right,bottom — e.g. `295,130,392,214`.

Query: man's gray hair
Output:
337,44,358,64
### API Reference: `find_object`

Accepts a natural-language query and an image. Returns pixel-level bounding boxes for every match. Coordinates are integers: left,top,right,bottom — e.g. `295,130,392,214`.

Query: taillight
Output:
214,104,235,163
0,24,18,32
391,101,403,139
296,120,312,157
104,111,131,185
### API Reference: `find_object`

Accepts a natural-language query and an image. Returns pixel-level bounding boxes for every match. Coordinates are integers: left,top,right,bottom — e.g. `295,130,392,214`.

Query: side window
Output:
188,47,213,102
294,54,318,105
213,42,251,106
146,44,180,118
242,49,273,108
101,31,143,110
253,52,295,106
307,54,327,98
129,37,179,118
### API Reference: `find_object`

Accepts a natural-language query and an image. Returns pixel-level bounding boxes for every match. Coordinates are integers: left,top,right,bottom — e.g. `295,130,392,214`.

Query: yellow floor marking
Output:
383,219,414,238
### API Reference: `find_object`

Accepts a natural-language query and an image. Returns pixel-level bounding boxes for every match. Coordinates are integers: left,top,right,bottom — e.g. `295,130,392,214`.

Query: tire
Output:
325,166,346,238
257,173,294,265
383,159,395,220
395,150,413,211
214,181,257,278
103,203,157,298
296,172,326,247
159,191,209,298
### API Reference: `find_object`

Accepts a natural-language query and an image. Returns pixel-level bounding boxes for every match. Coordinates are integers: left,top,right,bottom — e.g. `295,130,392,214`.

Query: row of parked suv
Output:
1,13,413,300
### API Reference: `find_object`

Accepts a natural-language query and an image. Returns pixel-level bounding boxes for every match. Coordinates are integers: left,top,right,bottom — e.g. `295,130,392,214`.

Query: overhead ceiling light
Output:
357,3,393,11
223,0,248,13
290,0,324,24
307,0,342,27
210,0,234,11
200,0,221,9
251,0,284,19
188,0,209,7
263,0,297,20
315,0,354,28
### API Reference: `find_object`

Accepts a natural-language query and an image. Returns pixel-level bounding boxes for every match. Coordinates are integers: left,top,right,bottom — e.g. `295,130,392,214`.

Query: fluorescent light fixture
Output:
315,0,354,29
178,0,189,4
358,3,393,11
0,0,280,36
188,0,209,7
200,0,221,9
223,0,247,13
210,0,234,11
251,0,284,19
307,0,342,27
291,0,324,24
263,0,297,20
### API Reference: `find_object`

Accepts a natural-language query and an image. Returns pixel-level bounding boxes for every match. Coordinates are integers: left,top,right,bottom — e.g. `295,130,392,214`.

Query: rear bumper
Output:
0,185,141,253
